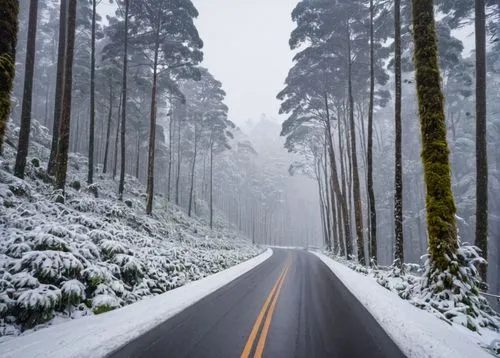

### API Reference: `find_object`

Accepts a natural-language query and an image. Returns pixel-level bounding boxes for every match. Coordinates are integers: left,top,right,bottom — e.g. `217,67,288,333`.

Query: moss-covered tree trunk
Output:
411,0,458,277
47,0,66,175
55,0,77,194
0,0,19,155
14,0,38,179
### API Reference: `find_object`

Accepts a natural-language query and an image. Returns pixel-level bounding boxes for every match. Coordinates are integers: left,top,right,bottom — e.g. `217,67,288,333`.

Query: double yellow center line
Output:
241,258,291,358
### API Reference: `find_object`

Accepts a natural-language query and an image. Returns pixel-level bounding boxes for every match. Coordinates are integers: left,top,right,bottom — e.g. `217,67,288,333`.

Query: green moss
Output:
0,0,19,154
93,304,115,315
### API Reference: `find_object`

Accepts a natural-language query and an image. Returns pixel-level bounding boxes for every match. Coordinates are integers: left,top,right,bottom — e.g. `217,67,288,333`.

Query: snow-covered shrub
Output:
4,242,31,259
88,230,113,243
81,266,105,292
99,240,128,259
15,285,61,328
30,234,69,252
11,273,39,290
91,294,120,315
113,254,143,285
413,243,499,331
77,241,101,260
61,280,86,308
17,251,86,284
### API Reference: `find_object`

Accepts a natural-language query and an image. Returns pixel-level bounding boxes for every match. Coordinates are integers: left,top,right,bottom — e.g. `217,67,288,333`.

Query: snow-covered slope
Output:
0,249,272,358
313,252,498,358
0,121,261,340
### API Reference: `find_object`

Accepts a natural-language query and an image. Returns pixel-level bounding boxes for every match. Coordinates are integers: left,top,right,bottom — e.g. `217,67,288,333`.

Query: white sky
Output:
192,0,297,125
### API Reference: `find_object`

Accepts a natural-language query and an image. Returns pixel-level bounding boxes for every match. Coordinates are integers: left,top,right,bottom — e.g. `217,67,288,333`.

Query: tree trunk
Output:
112,92,121,180
146,26,160,215
394,0,404,267
55,0,77,194
209,140,214,229
14,0,38,178
322,146,332,249
0,1,18,153
167,97,173,201
475,0,488,282
47,0,66,173
175,108,181,206
135,129,140,179
87,0,96,185
103,83,113,174
347,24,365,265
118,0,129,200
367,0,377,264
411,0,458,277
188,120,198,217
325,94,349,258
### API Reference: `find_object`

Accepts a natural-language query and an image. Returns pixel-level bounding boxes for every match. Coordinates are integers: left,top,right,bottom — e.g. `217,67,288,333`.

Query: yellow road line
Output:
254,263,289,358
240,260,289,358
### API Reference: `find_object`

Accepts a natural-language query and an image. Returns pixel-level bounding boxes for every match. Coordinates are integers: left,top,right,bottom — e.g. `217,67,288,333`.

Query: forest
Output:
0,0,499,344
278,0,500,298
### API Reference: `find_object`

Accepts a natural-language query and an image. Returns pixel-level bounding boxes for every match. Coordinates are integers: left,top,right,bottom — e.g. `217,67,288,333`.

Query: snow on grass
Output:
0,120,261,340
313,252,496,358
0,249,272,358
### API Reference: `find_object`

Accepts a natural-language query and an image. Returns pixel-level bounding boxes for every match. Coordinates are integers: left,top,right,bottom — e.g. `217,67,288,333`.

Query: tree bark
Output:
14,0,38,179
87,0,96,185
135,129,140,179
367,0,377,264
47,0,65,173
347,24,365,265
325,94,349,258
167,97,173,201
474,0,488,282
175,108,181,206
145,25,160,215
103,82,113,174
55,0,77,194
394,0,405,267
0,0,18,154
118,0,129,200
188,119,198,217
411,0,458,277
113,92,121,180
209,139,214,229
322,143,332,249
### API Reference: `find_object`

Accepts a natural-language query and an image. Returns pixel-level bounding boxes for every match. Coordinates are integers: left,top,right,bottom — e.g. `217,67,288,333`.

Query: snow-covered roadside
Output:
0,248,272,358
313,252,493,358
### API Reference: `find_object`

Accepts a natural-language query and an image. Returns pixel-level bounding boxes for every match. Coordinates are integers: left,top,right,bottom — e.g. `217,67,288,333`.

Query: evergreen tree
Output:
126,0,203,214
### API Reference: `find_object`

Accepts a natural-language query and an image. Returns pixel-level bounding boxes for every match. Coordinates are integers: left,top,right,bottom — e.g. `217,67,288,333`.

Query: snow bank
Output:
0,248,272,358
313,252,492,358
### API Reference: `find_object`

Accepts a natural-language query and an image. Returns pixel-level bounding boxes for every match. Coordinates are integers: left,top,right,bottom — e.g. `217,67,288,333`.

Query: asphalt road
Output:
108,249,405,358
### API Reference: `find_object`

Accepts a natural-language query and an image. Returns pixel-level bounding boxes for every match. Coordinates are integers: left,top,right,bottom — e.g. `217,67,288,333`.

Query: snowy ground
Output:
0,121,261,340
314,252,500,357
0,249,272,358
